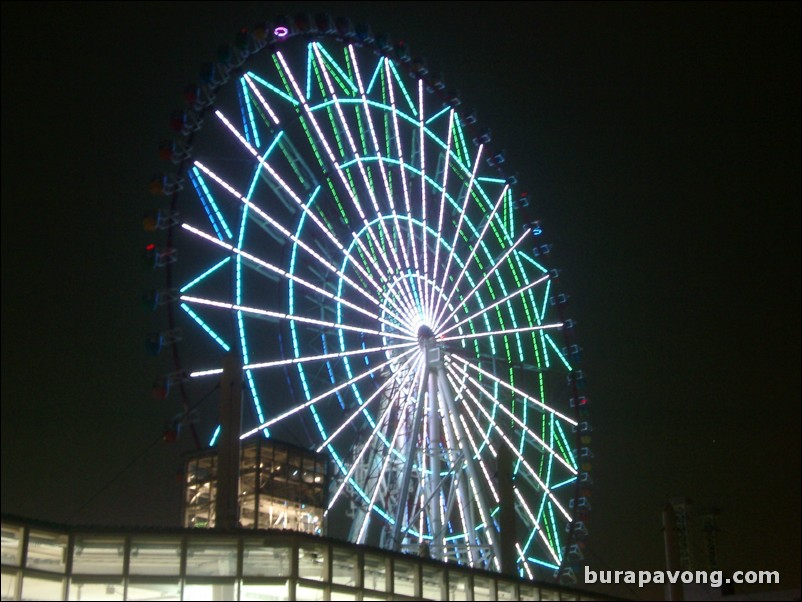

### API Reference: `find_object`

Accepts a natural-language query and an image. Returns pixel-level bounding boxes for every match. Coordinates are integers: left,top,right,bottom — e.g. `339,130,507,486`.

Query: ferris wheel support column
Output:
436,365,502,569
425,363,443,559
390,341,431,551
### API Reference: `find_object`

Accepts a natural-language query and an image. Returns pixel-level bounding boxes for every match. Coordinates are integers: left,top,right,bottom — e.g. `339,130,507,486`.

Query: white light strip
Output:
458,413,500,504
444,362,575,522
243,73,280,124
326,353,423,512
446,360,576,480
190,341,414,377
316,351,419,451
418,78,431,323
432,144,485,323
435,228,530,330
349,49,416,295
514,487,561,565
430,110,455,327
455,385,497,458
181,222,382,324
439,274,549,337
382,61,427,322
248,341,415,371
438,322,563,343
446,352,577,427
516,543,535,580
210,109,387,295
432,184,509,328
356,364,419,544
278,50,391,280
438,390,477,568
278,50,418,314
241,346,418,439
180,293,416,343
190,368,224,377
192,158,411,330
385,59,420,277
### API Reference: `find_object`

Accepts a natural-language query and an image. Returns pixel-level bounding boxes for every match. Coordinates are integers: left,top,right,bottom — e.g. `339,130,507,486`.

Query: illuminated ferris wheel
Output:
147,14,591,581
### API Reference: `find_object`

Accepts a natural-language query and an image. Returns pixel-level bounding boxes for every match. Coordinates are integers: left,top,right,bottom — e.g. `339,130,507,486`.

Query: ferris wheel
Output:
146,14,591,582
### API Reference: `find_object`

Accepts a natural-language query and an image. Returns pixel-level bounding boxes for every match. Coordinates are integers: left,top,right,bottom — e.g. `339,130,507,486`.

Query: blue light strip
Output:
240,77,261,148
387,60,417,116
247,71,300,105
550,476,578,489
546,334,573,371
527,557,560,571
180,303,230,351
179,257,230,293
188,169,223,240
238,82,251,144
425,105,450,125
314,42,358,94
209,425,221,446
364,59,383,97
190,167,233,239
306,44,314,100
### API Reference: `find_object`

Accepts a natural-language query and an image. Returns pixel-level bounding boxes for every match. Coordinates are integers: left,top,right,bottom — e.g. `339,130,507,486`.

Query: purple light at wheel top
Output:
273,26,289,38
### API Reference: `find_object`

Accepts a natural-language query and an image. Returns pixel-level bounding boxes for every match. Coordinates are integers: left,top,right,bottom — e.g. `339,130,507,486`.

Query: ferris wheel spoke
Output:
449,375,564,514
383,60,423,305
434,227,531,331
347,49,418,294
444,362,574,523
311,45,359,149
456,413,500,504
249,341,416,373
431,145,485,324
184,340,415,379
191,160,408,322
326,355,422,514
417,79,432,320
355,373,418,545
429,109,456,319
516,543,535,580
243,73,281,125
444,361,578,476
311,45,410,289
439,322,563,345
451,383,498,459
316,351,420,452
446,352,576,426
180,295,415,346
439,274,550,337
273,53,402,296
514,487,562,566
228,75,392,300
203,114,388,294
348,158,419,315
180,222,384,324
332,164,420,317
432,183,509,327
241,346,418,440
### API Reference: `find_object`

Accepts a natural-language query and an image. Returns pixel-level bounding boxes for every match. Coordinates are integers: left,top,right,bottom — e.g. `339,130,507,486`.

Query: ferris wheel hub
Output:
416,324,436,341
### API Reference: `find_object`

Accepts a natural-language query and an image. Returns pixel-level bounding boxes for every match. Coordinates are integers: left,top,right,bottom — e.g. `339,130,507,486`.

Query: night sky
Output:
1,2,799,599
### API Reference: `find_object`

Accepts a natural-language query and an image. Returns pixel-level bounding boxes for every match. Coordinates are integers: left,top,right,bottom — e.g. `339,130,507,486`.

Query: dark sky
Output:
2,2,799,599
